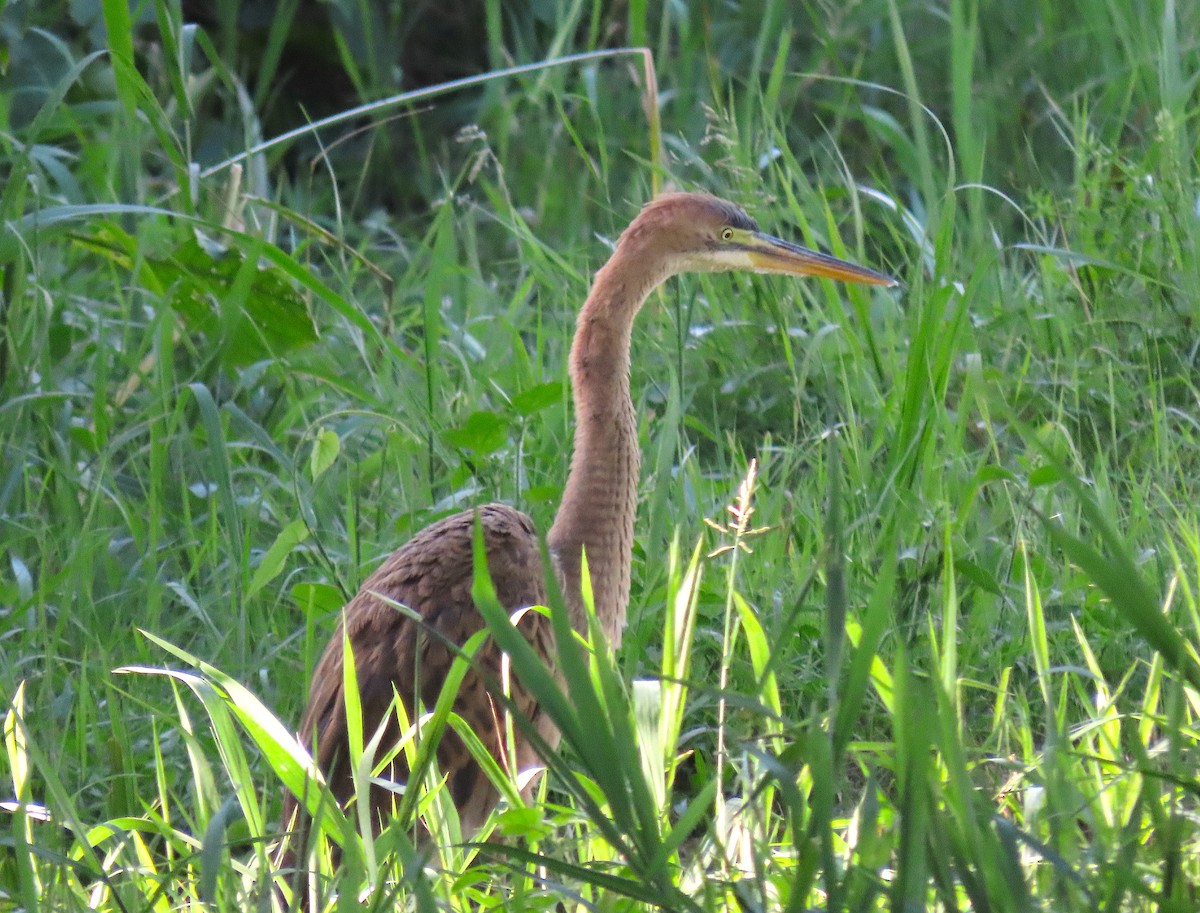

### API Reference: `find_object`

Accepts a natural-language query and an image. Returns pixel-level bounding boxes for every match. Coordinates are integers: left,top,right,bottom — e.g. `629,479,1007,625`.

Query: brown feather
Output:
280,504,551,848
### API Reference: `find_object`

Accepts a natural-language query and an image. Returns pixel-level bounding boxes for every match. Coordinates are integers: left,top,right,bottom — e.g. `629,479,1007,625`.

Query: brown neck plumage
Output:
547,238,670,646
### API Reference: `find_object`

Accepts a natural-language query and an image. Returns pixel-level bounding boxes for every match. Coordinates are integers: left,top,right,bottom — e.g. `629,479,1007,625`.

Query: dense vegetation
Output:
2,0,1198,910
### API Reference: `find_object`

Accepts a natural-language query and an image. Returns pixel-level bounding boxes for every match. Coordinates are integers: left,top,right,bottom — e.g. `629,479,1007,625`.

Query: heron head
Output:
622,191,897,287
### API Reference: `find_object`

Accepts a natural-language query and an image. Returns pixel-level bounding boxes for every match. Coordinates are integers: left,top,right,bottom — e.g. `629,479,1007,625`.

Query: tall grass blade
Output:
1035,482,1200,692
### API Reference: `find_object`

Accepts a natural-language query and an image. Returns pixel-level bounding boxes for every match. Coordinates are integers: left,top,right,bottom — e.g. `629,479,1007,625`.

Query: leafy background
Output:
1,0,1198,910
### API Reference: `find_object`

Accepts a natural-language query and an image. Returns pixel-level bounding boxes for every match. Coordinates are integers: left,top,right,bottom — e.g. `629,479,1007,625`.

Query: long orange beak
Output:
746,232,897,287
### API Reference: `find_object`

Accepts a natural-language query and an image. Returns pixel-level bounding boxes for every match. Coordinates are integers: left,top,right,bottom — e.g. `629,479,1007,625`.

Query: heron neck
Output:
547,248,663,646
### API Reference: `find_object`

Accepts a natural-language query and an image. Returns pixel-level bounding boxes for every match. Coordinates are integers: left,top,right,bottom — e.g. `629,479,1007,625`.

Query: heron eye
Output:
720,227,734,241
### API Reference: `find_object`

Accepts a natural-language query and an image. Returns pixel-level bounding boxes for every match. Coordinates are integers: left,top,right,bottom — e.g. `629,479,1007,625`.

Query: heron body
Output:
282,192,895,848
291,505,554,836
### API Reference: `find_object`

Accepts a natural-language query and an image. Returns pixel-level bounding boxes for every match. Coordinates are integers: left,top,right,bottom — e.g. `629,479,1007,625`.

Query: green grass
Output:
2,0,1199,910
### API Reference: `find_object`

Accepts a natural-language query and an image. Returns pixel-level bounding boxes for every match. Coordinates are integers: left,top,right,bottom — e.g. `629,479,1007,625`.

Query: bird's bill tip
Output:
749,233,898,287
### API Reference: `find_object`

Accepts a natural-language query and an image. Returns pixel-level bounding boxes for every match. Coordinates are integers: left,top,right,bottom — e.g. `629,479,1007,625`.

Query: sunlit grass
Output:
2,0,1198,909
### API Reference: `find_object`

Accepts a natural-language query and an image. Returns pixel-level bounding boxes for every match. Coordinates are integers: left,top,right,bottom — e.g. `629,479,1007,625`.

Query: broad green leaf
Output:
291,582,346,618
247,519,310,599
157,236,318,366
444,410,508,455
309,428,341,481
510,381,564,417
